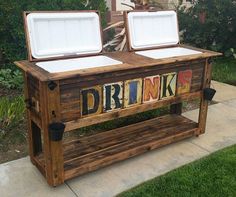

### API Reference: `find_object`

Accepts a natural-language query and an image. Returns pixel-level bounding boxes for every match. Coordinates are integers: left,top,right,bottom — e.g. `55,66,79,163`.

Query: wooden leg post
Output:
170,103,182,115
23,73,36,164
40,81,65,186
198,58,213,135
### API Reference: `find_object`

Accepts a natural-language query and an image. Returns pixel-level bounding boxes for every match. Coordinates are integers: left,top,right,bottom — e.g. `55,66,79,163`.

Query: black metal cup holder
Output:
49,122,65,141
203,88,216,101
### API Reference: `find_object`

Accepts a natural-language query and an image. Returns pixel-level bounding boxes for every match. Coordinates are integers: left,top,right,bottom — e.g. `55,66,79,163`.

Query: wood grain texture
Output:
177,70,192,95
103,81,123,112
124,78,142,108
14,36,221,186
160,72,177,99
198,58,213,134
63,114,198,180
27,74,41,123
23,73,35,165
59,62,205,123
80,85,103,117
65,91,201,131
39,81,65,186
46,81,64,186
143,75,160,103
14,45,221,82
36,114,198,181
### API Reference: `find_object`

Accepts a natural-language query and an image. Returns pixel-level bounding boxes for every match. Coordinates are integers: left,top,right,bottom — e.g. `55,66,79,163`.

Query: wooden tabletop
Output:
15,44,221,82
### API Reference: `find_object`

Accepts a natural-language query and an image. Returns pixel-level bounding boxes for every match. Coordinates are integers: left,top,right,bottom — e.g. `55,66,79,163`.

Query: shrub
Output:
178,0,236,56
0,0,107,69
0,69,23,90
0,96,25,128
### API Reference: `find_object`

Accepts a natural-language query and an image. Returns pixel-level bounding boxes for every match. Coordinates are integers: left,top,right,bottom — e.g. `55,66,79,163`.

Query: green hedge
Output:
178,0,236,57
0,0,107,69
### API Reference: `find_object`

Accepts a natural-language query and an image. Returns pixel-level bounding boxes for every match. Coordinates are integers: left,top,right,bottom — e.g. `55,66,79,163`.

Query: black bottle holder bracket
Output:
49,122,65,141
203,88,216,101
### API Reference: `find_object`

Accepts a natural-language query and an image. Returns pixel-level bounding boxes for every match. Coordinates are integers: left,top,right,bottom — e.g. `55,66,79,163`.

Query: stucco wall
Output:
106,0,112,10
105,0,193,11
116,0,135,11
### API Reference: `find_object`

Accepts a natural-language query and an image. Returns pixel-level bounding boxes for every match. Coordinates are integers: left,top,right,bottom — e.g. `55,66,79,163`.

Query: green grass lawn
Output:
213,58,236,85
118,145,236,197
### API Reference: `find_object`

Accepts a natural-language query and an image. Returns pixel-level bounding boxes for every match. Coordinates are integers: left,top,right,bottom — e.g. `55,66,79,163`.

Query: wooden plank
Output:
103,81,123,112
39,81,53,185
170,103,182,115
65,129,196,180
29,111,42,129
198,58,213,134
40,81,64,186
63,115,193,161
63,115,198,180
80,86,103,117
65,124,195,167
32,156,46,178
59,60,205,87
142,75,160,103
47,81,64,186
58,63,204,123
23,72,35,165
160,72,177,99
177,70,193,95
65,91,201,131
14,44,221,82
64,115,185,148
14,61,49,81
124,78,142,108
27,74,42,123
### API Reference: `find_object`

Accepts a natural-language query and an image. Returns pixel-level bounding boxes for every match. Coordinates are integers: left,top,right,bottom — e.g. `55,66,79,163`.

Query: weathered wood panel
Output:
59,61,205,123
63,114,198,180
27,74,41,126
124,78,142,108
143,75,160,103
160,72,177,99
65,91,201,131
103,82,123,112
80,86,103,117
177,70,193,95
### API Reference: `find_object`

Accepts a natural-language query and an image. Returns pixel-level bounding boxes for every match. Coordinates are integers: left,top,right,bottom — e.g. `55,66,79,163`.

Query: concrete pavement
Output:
211,80,236,102
1,81,236,197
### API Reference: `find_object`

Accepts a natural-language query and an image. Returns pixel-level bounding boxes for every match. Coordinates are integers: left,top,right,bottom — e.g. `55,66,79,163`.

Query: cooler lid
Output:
25,11,103,61
126,10,179,50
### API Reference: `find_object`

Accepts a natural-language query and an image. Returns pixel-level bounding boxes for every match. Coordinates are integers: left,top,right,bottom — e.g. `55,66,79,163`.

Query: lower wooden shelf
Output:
36,114,199,181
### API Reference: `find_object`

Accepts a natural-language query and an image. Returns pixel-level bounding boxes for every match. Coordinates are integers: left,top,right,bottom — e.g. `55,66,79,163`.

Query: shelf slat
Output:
63,114,198,180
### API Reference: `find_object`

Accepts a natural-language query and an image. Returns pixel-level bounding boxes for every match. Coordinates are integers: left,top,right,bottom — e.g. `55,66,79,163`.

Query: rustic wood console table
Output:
15,10,221,186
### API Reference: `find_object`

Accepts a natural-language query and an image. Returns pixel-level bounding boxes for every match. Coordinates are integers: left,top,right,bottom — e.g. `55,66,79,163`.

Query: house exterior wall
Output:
105,0,137,11
116,0,134,10
105,0,193,11
106,0,112,10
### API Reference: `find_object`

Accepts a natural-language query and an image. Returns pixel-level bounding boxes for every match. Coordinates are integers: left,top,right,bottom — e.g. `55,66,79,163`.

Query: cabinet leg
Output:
170,103,182,115
43,127,64,186
198,58,212,135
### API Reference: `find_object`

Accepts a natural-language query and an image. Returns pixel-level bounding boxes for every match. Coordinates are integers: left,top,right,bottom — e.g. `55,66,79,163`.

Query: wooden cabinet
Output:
15,10,221,186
